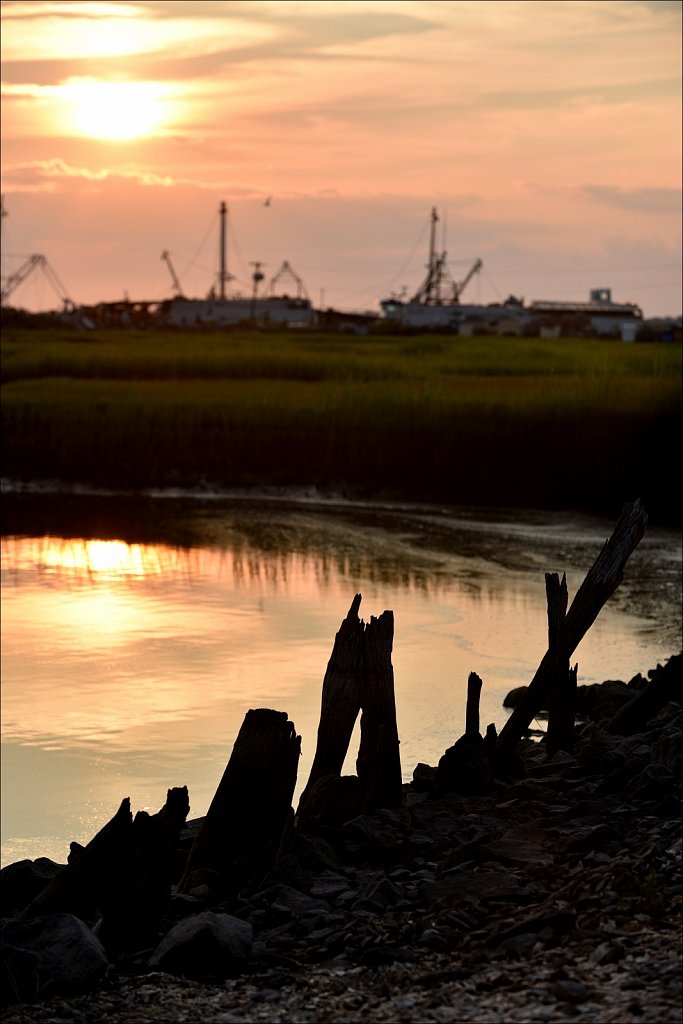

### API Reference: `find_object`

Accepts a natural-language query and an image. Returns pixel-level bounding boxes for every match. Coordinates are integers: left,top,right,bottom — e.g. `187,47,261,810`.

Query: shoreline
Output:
1,659,681,1023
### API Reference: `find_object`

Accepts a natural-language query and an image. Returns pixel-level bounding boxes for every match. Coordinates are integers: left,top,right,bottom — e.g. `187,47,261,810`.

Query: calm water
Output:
2,493,681,867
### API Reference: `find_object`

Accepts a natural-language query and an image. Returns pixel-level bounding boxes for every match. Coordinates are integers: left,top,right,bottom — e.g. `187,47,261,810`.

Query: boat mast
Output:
411,207,446,305
219,200,227,300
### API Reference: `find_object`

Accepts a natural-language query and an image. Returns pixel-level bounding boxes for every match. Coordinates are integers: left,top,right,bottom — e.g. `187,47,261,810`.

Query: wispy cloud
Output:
0,156,214,191
581,184,682,213
1,1,680,317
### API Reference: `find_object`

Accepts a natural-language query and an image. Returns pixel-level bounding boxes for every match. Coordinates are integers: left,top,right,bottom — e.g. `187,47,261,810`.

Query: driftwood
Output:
180,708,300,899
496,499,648,758
297,595,402,823
20,787,190,954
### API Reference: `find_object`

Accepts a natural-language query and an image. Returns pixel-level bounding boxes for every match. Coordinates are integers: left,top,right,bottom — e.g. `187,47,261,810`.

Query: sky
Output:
1,0,681,318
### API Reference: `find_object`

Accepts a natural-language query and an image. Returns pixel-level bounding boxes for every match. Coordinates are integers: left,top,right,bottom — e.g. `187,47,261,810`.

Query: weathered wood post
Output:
180,709,300,898
19,797,134,923
356,610,402,811
20,787,191,953
99,786,190,952
297,594,364,812
496,499,647,759
297,595,402,823
466,671,484,738
544,572,578,759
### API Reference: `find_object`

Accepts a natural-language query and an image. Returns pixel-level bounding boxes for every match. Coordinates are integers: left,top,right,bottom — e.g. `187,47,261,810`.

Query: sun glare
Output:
63,79,169,140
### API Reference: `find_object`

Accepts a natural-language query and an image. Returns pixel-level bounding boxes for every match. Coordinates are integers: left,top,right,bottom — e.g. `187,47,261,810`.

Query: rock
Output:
0,858,65,918
2,655,681,1022
149,911,253,979
0,913,109,1006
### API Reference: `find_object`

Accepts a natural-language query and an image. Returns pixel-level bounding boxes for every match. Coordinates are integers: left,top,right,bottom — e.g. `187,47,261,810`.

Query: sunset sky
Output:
1,0,681,318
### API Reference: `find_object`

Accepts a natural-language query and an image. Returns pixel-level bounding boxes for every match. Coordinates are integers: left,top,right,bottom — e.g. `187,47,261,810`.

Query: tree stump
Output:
496,499,648,758
180,709,300,899
466,671,484,738
544,572,578,759
297,594,365,810
356,610,402,811
297,596,402,822
20,787,191,954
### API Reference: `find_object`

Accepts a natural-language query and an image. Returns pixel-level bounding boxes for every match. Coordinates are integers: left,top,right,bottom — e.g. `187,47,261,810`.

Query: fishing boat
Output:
380,207,492,328
162,202,315,328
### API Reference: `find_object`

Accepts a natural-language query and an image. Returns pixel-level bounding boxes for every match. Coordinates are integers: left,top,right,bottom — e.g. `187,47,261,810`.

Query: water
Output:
1,492,681,867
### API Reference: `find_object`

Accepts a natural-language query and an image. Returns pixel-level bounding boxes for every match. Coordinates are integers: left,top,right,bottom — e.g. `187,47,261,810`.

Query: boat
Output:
161,202,315,329
380,207,496,328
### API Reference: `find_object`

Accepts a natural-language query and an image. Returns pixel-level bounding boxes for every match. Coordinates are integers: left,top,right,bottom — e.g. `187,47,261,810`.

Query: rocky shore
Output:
1,654,681,1024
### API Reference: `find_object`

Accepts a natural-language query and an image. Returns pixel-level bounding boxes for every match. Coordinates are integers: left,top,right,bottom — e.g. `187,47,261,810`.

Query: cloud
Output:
581,184,682,213
0,156,212,192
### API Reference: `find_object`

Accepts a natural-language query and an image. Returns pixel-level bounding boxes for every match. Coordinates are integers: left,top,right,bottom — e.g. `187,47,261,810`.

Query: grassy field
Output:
2,325,681,525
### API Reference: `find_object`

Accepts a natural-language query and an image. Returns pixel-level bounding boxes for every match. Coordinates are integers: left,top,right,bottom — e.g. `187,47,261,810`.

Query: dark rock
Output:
342,808,411,862
553,978,589,1003
1,913,109,1006
148,911,253,979
0,858,65,918
357,945,411,967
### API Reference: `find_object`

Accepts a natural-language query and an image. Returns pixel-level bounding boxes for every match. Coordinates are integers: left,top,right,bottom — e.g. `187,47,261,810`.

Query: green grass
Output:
2,326,680,524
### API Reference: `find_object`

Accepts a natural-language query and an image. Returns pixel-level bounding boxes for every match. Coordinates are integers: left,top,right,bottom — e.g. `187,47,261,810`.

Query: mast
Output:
411,207,444,305
219,200,227,300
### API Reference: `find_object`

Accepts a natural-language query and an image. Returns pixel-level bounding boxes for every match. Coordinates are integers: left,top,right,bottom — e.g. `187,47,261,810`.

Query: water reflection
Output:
2,498,681,867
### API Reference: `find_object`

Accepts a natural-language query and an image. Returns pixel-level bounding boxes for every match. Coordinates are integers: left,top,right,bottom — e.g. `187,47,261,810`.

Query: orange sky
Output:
1,0,681,317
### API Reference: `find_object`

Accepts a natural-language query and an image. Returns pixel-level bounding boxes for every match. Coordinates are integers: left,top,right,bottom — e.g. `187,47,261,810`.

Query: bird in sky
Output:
264,196,272,207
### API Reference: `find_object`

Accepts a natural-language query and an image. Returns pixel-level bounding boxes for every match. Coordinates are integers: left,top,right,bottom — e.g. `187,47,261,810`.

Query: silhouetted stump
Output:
434,670,495,796
297,596,402,824
466,672,483,738
496,499,647,758
180,709,300,900
544,572,578,760
20,788,190,955
98,786,190,953
19,797,133,924
357,610,402,811
297,595,365,811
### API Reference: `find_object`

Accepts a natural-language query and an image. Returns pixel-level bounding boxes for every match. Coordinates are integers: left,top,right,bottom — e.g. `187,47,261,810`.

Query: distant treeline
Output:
2,327,681,526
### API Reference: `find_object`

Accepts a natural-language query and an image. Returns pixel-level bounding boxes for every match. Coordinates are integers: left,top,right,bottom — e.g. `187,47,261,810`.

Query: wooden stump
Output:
496,499,648,758
544,572,577,760
356,610,402,811
466,672,483,738
180,708,300,898
298,595,402,822
297,595,365,810
21,787,191,954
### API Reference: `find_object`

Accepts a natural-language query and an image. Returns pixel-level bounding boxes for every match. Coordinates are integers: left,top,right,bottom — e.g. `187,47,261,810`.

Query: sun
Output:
62,78,169,141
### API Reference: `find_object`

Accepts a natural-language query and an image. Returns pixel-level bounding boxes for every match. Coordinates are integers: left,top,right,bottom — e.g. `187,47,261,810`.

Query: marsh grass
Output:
2,327,680,521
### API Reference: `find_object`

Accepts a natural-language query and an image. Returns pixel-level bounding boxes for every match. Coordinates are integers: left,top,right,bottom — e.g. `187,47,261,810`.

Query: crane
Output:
268,260,309,300
1,253,75,310
408,208,482,306
452,258,483,303
161,250,184,298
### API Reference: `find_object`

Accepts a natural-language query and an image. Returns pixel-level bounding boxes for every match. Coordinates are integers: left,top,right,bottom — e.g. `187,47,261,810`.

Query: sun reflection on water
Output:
2,515,680,867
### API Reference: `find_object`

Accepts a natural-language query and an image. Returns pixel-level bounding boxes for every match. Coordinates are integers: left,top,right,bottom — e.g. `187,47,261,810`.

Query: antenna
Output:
250,260,265,319
219,201,227,299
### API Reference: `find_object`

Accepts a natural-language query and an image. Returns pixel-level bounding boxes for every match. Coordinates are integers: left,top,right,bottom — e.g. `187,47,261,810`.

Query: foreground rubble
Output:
2,655,681,1024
